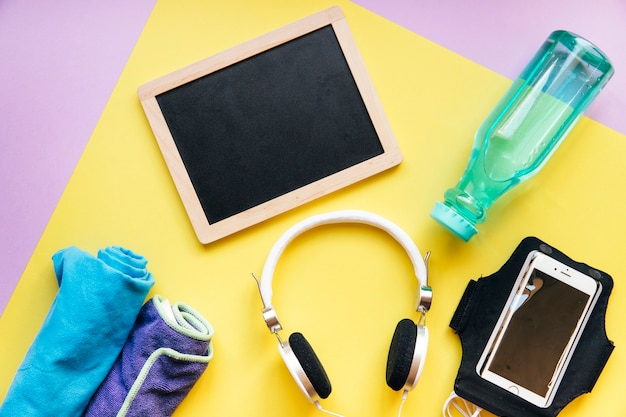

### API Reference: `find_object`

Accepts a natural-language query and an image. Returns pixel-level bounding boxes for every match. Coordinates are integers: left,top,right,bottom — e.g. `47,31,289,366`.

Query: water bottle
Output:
430,30,614,241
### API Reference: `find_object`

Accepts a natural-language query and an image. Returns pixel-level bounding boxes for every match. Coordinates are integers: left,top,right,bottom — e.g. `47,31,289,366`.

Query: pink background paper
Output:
1,0,624,316
353,0,625,135
0,0,156,315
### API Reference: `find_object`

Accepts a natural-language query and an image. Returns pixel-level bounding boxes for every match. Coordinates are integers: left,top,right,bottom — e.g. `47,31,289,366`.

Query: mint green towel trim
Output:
153,295,215,341
116,295,214,417
116,347,213,417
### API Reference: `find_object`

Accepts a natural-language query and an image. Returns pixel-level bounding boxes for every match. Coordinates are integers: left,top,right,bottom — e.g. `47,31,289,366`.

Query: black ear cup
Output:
289,332,332,399
386,318,418,391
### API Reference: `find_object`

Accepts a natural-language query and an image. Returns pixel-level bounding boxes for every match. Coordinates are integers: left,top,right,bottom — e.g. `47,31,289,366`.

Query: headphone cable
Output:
315,401,345,417
442,392,482,417
397,389,409,417
313,389,414,417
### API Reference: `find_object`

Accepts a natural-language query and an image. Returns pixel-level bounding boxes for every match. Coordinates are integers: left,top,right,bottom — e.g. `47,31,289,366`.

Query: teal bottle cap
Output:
430,201,477,242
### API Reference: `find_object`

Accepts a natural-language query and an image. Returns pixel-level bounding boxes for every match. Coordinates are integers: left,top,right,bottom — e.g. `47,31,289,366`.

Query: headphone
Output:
254,210,432,411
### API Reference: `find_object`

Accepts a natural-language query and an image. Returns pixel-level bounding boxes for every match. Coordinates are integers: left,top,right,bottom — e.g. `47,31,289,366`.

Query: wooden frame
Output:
138,6,402,244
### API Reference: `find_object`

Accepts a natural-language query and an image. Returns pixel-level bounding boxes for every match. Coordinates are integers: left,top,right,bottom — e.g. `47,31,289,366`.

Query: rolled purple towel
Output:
83,295,215,417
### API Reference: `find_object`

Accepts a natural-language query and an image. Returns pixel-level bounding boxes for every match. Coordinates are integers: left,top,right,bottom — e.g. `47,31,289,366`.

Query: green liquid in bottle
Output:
442,83,576,224
431,30,613,241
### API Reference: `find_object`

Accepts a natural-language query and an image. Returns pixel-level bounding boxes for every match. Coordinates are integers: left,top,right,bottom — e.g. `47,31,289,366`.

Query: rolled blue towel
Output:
0,246,155,417
83,295,214,417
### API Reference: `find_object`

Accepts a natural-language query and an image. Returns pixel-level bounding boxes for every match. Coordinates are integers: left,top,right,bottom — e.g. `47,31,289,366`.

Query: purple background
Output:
1,0,624,316
353,0,625,134
0,0,157,315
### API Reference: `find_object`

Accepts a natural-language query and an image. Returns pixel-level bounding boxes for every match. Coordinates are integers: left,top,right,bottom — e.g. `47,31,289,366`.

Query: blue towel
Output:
0,246,155,417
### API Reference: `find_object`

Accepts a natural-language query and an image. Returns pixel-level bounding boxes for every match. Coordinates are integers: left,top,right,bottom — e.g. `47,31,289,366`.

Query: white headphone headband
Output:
256,210,431,333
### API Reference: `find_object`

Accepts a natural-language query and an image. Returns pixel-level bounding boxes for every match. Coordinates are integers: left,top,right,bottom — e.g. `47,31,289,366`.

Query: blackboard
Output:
138,6,402,244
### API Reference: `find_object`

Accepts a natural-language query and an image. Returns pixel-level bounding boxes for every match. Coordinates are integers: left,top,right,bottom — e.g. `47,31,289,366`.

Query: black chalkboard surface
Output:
138,6,402,244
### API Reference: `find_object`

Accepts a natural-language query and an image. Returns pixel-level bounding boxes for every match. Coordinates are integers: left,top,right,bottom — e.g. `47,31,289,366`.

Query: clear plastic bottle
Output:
431,30,614,241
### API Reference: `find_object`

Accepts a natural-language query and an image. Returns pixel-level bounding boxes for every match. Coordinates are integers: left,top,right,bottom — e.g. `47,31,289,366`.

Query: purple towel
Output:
83,295,214,417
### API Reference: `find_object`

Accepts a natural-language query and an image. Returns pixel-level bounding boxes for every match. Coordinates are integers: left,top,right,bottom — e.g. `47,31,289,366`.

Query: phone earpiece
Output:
386,318,428,392
279,332,332,402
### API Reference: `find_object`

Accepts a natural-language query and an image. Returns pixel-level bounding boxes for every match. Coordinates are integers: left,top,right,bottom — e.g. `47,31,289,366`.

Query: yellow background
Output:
1,0,625,416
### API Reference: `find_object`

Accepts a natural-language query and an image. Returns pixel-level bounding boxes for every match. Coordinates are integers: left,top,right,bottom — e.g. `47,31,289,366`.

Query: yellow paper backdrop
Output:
1,0,625,416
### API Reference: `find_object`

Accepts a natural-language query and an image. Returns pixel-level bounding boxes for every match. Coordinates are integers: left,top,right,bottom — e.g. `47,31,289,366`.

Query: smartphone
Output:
476,251,601,408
